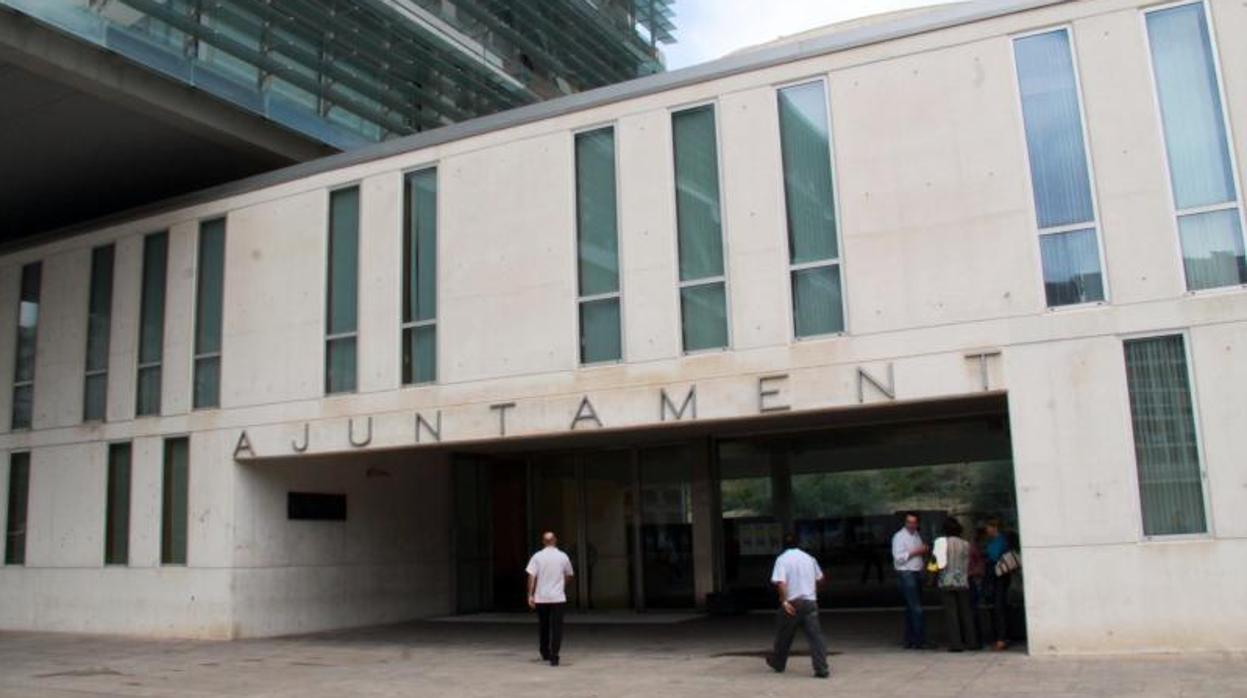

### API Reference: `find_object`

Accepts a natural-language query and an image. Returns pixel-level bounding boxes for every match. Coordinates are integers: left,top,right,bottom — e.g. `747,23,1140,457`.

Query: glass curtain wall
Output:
777,81,845,336
575,127,622,363
672,105,728,352
403,169,438,385
1013,28,1106,306
1146,2,1246,290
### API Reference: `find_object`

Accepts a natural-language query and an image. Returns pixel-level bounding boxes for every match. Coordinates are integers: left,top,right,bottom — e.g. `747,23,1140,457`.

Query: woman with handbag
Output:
933,518,979,652
983,518,1017,651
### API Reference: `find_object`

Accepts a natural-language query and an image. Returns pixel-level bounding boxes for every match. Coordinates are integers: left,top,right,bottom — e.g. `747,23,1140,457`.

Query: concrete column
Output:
107,235,143,423
691,439,716,608
357,171,401,393
163,221,197,416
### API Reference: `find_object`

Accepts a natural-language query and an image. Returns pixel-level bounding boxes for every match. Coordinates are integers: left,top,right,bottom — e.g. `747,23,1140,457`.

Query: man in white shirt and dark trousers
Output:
765,533,830,679
892,512,933,649
525,531,575,666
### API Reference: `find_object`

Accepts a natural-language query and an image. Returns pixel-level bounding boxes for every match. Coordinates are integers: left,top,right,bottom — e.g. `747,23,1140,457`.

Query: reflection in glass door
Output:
531,456,581,609
582,452,634,610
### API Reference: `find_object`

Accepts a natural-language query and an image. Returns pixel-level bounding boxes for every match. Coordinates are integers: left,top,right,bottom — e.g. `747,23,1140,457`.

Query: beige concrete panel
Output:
832,38,1041,334
438,133,577,383
618,110,681,363
1005,337,1142,549
1073,11,1184,303
358,172,403,393
0,263,20,431
128,436,164,568
107,235,142,423
25,444,105,567
1024,539,1247,654
162,222,196,416
220,191,327,407
720,87,790,350
1208,0,1247,201
30,249,89,429
1188,322,1247,538
187,431,235,567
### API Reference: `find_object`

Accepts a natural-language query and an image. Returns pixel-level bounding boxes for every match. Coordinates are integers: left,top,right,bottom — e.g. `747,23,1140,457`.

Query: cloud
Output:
663,0,957,69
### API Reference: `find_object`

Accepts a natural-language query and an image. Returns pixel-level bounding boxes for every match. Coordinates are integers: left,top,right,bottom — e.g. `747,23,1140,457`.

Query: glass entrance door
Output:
582,452,635,610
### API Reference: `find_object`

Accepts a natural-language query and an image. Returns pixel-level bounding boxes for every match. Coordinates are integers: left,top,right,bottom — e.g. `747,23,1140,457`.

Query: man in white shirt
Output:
765,533,829,679
525,531,574,666
891,512,932,649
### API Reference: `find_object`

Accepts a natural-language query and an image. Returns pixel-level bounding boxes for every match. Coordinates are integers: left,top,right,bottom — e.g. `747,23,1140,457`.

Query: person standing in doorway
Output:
765,533,830,679
983,518,1013,651
525,531,574,666
892,512,933,649
933,518,980,652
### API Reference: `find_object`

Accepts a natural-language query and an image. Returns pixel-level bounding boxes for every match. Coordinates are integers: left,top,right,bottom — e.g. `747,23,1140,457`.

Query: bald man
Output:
525,531,574,666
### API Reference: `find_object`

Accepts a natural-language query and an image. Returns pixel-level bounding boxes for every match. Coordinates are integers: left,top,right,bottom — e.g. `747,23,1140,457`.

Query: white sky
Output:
663,0,958,69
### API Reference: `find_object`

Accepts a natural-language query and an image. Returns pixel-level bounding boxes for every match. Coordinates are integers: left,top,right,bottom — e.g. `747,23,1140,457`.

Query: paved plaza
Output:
1,612,1243,698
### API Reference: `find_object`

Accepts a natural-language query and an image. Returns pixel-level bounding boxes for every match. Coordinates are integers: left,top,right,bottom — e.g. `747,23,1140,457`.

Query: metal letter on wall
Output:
660,385,697,421
415,411,442,443
758,375,791,413
291,423,310,453
349,417,373,447
965,351,1002,391
490,402,516,436
856,363,895,403
570,396,603,430
233,431,255,459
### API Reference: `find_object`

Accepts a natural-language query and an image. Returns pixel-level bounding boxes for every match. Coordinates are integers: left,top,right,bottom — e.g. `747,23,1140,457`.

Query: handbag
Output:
994,550,1021,577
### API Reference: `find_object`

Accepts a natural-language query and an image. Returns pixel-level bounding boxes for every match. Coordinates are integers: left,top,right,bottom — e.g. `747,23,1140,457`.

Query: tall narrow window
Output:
11,263,41,429
194,219,226,408
672,105,728,352
84,245,114,421
778,81,845,337
105,443,131,565
161,437,189,565
402,170,438,384
575,128,622,363
136,232,168,416
1124,335,1206,536
5,452,30,565
1014,28,1106,307
1146,2,1245,291
326,187,359,394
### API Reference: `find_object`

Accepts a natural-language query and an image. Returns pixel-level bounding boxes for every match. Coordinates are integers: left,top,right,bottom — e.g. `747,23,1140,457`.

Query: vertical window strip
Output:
84,245,114,422
402,169,438,384
1123,335,1207,536
11,263,41,429
105,443,131,565
326,187,360,394
4,452,30,565
136,232,168,416
1013,28,1106,307
777,81,845,337
672,105,728,352
161,437,189,565
193,219,226,409
575,127,622,363
1146,2,1246,290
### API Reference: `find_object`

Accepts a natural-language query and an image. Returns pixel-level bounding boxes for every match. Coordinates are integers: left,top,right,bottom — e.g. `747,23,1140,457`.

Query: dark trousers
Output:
536,603,565,660
988,573,1011,643
897,571,926,647
940,588,980,650
771,599,829,675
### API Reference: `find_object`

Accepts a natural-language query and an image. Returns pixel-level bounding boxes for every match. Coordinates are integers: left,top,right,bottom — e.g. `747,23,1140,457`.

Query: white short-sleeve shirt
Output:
525,546,575,603
770,548,823,602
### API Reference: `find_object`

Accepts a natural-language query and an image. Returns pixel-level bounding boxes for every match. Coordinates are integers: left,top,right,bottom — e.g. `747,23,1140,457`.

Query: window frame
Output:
104,440,132,566
191,217,227,410
324,183,362,395
399,165,441,385
572,121,626,366
1119,328,1215,542
83,245,114,422
135,231,169,418
11,262,41,430
4,450,31,566
773,74,850,341
668,99,733,355
1009,24,1112,311
159,434,191,566
1139,0,1247,295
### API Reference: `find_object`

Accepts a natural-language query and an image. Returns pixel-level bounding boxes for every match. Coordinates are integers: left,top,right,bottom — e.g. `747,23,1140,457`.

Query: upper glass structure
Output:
2,0,675,149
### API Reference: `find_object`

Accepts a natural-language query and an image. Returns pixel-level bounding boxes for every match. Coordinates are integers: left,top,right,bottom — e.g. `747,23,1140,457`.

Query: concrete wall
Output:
0,0,1245,651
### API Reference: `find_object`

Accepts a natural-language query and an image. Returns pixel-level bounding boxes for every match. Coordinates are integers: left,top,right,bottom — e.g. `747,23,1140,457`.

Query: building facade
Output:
1,0,1245,654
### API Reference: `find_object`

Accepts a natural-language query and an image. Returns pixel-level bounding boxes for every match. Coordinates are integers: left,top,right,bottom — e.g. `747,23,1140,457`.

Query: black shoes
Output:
550,657,560,667
814,671,830,679
765,656,784,673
